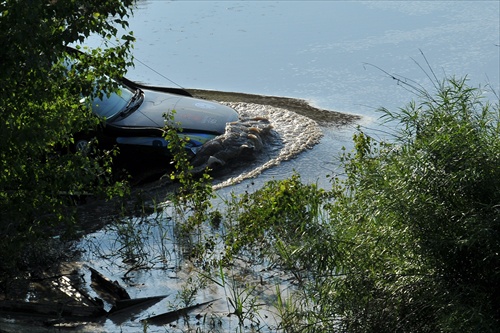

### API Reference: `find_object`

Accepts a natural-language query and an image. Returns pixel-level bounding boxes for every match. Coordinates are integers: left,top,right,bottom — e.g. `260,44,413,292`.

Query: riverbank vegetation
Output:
215,76,500,332
165,75,499,332
0,0,135,291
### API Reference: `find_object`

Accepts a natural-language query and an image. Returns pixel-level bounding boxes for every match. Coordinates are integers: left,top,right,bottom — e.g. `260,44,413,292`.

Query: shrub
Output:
225,77,500,332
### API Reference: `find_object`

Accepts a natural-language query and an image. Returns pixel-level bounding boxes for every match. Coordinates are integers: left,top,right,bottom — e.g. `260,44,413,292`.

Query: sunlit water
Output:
72,1,500,332
83,0,500,187
125,1,498,115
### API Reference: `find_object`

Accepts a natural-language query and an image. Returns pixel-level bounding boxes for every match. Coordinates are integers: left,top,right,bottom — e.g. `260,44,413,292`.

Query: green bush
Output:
0,0,134,286
225,174,330,272
225,77,500,332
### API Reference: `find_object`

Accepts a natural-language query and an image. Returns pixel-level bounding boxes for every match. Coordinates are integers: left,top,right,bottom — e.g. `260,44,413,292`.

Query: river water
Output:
40,1,500,332
126,1,498,115
109,0,499,188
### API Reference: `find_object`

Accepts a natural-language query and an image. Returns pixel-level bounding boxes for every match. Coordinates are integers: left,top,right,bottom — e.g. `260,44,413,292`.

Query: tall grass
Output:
219,76,500,332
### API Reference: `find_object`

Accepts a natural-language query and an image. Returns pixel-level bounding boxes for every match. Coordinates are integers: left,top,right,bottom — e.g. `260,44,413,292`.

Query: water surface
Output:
122,1,499,118
87,0,498,187
76,2,500,331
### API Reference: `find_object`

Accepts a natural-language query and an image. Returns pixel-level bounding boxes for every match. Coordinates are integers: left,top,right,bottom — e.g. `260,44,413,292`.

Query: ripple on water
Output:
211,102,323,189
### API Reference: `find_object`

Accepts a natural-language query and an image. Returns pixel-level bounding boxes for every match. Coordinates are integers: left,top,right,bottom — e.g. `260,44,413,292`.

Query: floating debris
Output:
0,267,170,328
89,266,131,303
141,299,217,326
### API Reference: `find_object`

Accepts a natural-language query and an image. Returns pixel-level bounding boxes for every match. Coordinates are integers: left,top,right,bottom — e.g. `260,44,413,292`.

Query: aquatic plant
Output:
175,275,207,308
163,110,216,243
223,173,330,276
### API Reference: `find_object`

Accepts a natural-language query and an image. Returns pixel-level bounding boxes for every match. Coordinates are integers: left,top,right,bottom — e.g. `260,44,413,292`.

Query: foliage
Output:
224,174,330,275
163,110,217,259
224,77,500,332
0,0,135,284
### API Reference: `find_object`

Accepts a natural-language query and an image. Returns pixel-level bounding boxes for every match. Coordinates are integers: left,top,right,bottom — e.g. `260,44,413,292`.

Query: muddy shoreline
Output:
189,89,359,126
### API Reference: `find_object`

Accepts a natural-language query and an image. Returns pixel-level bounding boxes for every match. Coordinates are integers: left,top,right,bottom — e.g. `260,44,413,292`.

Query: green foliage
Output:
225,174,331,275
175,275,207,308
326,78,500,332
199,265,264,331
163,110,217,260
0,0,135,283
224,77,500,332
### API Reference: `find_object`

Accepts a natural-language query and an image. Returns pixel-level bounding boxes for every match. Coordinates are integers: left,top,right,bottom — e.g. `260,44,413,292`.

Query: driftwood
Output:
0,300,106,320
107,295,168,325
0,268,164,326
109,295,167,315
141,299,217,326
89,266,131,303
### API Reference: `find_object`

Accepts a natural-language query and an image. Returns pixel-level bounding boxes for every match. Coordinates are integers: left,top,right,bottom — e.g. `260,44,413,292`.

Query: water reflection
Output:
78,203,283,332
